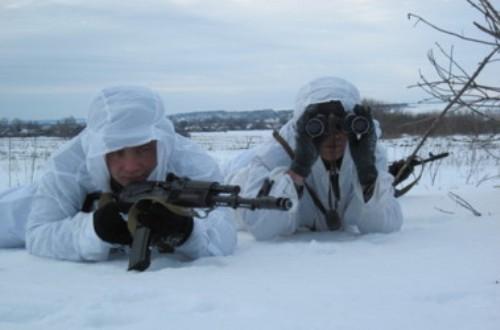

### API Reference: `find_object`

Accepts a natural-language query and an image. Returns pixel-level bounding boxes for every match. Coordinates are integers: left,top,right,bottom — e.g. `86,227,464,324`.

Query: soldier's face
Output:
319,132,347,162
106,140,157,187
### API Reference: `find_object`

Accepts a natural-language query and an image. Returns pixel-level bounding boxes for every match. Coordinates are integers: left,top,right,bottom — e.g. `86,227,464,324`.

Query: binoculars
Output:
303,101,370,139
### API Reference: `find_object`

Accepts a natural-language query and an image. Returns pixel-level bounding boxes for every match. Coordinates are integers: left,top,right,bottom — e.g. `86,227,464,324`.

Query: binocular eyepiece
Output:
305,113,370,138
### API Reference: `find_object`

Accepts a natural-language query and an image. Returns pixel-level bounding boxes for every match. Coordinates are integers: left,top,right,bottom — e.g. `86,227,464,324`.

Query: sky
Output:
0,0,497,120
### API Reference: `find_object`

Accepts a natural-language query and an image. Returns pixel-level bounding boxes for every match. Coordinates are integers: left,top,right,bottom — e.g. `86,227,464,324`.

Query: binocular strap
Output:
325,167,342,231
272,130,342,231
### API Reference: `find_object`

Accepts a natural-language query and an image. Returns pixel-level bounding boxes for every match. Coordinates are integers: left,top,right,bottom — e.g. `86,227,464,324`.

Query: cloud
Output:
0,0,494,119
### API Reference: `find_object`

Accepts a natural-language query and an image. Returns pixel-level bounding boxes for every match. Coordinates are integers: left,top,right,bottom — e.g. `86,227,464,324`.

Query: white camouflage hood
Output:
81,86,176,192
279,76,362,142
292,76,361,122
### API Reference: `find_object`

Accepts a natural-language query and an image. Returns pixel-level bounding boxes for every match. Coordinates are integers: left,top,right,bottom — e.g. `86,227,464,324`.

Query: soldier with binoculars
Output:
226,76,403,239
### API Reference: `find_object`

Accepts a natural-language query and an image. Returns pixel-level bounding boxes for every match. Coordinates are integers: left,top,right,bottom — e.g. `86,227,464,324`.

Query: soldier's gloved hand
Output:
348,105,378,188
389,158,415,185
93,202,132,245
289,103,324,178
135,200,194,248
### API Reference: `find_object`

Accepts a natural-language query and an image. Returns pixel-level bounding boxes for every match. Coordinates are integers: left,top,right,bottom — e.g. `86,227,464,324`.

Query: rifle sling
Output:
272,130,328,217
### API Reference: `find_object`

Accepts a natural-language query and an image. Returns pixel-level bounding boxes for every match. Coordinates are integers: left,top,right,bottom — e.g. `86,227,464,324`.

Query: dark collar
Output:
322,157,343,171
110,178,124,194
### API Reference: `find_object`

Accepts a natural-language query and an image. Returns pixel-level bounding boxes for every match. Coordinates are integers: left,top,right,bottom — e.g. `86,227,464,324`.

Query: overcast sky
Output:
0,0,496,120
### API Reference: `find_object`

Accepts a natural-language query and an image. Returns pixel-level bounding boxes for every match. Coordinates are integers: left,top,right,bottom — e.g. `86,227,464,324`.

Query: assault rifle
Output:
118,173,292,272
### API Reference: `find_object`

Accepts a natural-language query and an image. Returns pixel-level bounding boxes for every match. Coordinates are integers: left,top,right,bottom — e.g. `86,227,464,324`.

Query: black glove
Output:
389,159,415,185
348,105,378,187
93,202,132,245
135,200,194,248
290,104,324,178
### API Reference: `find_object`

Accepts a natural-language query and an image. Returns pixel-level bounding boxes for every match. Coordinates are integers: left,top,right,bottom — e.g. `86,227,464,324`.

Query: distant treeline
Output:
0,117,84,138
168,109,291,134
368,109,499,139
1,102,498,138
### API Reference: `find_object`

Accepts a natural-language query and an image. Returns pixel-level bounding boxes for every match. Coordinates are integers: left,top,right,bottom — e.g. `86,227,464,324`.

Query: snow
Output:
0,131,499,330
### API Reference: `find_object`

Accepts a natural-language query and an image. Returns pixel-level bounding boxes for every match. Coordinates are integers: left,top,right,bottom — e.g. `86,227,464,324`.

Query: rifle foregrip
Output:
128,226,153,272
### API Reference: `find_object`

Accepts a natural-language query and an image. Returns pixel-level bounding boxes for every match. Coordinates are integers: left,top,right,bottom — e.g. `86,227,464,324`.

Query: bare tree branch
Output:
408,13,497,46
448,192,482,216
394,45,499,184
408,1,499,119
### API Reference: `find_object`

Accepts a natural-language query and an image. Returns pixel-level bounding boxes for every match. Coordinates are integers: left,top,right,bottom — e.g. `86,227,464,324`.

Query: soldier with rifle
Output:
0,85,288,269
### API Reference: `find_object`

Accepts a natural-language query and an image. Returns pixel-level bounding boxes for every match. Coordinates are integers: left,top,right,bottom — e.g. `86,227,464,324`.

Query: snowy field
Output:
0,131,499,330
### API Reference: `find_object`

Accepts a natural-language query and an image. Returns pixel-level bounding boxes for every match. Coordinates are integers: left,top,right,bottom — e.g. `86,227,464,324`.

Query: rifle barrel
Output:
212,196,292,210
415,152,450,166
